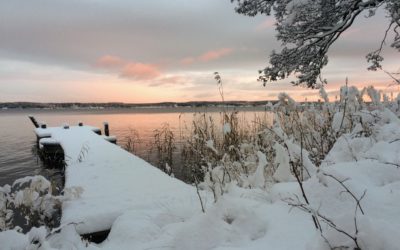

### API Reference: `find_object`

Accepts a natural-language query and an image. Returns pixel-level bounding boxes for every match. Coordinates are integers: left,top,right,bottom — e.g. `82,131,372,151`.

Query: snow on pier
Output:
34,125,198,235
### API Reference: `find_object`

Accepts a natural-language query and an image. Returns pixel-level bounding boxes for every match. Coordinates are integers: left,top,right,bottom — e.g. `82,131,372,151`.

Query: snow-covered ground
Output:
1,87,400,250
96,114,400,250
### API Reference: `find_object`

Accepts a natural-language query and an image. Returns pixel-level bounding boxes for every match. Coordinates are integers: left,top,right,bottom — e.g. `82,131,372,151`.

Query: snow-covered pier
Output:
32,118,198,239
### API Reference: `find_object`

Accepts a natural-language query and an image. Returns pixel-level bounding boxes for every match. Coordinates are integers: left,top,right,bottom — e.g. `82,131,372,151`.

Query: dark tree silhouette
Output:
231,0,400,88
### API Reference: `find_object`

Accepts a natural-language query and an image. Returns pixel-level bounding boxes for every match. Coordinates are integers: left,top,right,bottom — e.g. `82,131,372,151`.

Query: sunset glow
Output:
0,0,398,103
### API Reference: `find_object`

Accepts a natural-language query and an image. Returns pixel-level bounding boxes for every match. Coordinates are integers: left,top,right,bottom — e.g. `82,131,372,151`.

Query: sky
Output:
0,0,399,103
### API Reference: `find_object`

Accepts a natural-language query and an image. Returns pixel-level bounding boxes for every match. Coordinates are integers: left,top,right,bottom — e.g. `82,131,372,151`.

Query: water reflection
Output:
0,107,270,185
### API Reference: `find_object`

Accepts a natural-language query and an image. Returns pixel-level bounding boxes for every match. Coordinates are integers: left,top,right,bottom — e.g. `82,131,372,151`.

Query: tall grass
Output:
151,123,175,176
123,128,141,154
122,76,397,203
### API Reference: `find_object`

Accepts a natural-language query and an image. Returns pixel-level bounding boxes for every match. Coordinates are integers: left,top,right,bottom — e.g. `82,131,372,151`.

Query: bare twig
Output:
282,142,320,230
194,176,205,213
323,173,365,215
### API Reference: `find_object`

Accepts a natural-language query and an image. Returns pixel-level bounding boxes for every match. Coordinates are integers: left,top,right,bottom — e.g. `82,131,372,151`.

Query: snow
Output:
319,85,329,103
223,123,231,134
2,97,400,249
272,143,294,182
37,126,202,235
101,135,116,143
13,176,52,193
0,230,29,250
39,138,59,146
206,139,218,154
97,106,400,250
248,151,266,188
35,126,100,139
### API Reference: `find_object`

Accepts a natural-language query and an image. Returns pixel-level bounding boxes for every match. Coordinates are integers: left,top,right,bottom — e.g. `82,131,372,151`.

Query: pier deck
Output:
34,125,197,235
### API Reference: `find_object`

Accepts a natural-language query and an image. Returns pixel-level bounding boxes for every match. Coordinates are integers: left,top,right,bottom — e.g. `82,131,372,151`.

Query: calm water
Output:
0,107,269,185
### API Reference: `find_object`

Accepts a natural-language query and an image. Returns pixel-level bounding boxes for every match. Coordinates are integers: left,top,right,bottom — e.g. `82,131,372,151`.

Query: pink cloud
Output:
199,48,233,62
95,55,161,81
120,62,161,80
181,57,195,65
181,48,234,65
96,55,125,68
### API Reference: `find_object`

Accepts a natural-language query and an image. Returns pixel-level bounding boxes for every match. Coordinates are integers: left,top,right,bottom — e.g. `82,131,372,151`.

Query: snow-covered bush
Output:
181,110,273,201
0,176,58,231
118,84,393,205
0,184,13,231
182,85,394,202
0,175,84,232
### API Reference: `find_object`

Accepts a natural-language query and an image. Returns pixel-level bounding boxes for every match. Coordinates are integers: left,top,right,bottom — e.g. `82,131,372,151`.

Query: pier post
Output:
104,122,109,136
79,122,83,126
41,124,47,129
28,116,40,128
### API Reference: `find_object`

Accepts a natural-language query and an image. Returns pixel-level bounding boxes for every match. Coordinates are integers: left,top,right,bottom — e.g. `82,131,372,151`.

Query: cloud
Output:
180,48,234,65
180,57,196,65
199,48,233,62
95,55,161,81
120,62,161,80
96,55,125,68
149,75,187,86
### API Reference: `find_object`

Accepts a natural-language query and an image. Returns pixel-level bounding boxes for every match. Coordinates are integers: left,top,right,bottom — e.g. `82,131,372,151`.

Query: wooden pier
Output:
29,116,198,241
30,116,116,167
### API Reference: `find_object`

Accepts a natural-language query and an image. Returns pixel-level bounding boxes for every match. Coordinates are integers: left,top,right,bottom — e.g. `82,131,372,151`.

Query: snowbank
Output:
96,107,400,249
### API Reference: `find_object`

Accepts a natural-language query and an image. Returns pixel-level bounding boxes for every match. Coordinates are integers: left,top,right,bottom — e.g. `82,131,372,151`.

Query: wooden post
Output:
78,122,83,126
28,116,40,128
104,122,109,136
63,124,69,129
41,124,47,129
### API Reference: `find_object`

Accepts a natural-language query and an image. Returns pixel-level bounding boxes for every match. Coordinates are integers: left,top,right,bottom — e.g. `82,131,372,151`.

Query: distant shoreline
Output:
0,100,278,110
0,105,271,115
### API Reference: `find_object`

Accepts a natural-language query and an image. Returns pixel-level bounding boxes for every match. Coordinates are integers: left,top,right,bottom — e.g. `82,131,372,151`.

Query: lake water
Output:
0,106,270,186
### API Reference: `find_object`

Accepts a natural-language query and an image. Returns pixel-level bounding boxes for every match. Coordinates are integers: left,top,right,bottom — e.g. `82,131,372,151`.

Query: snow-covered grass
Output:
1,85,400,249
